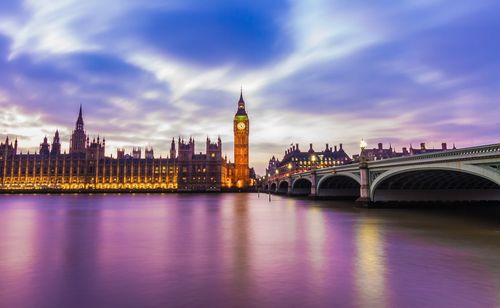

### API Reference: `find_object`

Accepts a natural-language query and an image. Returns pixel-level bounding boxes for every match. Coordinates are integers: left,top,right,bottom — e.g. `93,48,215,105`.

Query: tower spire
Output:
70,104,86,154
239,87,244,106
233,88,250,188
76,104,84,130
236,88,247,116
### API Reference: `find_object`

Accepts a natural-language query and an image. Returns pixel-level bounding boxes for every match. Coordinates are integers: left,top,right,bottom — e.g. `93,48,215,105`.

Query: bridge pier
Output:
310,172,317,197
356,160,371,205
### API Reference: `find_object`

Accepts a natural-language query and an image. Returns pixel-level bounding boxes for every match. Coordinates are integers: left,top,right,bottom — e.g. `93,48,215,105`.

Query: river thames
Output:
0,194,499,307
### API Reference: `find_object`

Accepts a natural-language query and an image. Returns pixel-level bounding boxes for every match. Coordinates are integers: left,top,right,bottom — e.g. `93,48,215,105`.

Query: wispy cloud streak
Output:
0,0,499,173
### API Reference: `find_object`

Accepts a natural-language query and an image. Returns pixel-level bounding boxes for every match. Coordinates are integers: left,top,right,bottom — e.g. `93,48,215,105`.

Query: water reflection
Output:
0,194,499,307
0,205,38,307
229,194,253,304
305,207,326,274
355,218,387,308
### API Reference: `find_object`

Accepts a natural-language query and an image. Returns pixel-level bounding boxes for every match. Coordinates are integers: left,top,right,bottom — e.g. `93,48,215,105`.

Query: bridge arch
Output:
270,182,277,192
317,174,361,199
277,180,289,194
370,164,500,202
291,178,312,196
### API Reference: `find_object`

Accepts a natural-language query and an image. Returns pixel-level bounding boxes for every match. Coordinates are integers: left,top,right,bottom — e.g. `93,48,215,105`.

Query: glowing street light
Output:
359,139,368,164
287,163,292,170
360,139,367,151
309,155,317,170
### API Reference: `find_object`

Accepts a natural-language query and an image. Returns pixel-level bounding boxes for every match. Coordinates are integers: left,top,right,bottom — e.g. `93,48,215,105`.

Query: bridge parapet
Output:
367,143,500,167
266,143,500,203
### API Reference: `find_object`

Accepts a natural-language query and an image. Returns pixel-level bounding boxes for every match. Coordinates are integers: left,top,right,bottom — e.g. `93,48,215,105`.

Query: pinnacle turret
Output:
235,88,247,116
76,104,84,130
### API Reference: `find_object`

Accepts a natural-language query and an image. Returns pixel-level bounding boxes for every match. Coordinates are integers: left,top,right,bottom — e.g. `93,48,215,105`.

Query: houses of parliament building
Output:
0,93,254,192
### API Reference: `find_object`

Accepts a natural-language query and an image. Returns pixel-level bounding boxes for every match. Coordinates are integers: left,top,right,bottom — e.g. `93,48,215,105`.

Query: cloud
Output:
0,0,24,16
114,1,292,68
0,0,499,174
0,32,177,155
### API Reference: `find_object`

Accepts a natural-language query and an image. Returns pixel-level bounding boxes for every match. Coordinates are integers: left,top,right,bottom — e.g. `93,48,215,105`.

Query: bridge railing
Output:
367,143,500,167
269,163,359,181
268,144,500,182
268,169,313,181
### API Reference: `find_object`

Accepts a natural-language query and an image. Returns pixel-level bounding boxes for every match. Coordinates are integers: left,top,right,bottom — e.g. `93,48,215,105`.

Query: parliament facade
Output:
0,93,253,192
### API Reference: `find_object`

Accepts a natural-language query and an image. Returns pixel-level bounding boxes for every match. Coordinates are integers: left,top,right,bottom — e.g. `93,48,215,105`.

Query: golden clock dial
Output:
237,122,246,130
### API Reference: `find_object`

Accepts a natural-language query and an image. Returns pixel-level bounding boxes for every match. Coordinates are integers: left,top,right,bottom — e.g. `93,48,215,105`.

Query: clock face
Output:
237,122,246,130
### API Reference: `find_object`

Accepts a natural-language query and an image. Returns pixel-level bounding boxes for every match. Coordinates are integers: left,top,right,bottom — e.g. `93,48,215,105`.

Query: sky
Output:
0,0,499,174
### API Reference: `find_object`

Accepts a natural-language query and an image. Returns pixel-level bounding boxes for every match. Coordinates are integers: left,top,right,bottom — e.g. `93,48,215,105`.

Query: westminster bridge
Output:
263,143,500,203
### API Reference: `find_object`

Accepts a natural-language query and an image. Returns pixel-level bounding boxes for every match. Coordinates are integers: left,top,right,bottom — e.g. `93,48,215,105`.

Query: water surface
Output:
0,194,499,307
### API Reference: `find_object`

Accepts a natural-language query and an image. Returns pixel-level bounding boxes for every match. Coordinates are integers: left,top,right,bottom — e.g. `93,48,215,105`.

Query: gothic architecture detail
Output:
70,105,87,154
233,90,250,188
267,143,352,176
351,142,455,161
0,92,255,192
51,130,61,156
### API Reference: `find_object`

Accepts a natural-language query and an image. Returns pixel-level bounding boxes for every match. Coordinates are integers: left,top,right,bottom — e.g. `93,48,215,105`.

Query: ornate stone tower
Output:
170,138,176,159
233,90,250,188
70,105,87,154
39,136,50,158
50,130,61,156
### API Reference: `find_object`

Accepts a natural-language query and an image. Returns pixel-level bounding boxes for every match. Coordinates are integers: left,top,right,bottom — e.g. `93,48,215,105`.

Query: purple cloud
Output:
0,0,499,174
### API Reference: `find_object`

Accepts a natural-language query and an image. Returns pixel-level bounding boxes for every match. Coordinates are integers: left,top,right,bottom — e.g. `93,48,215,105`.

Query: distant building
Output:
50,130,61,156
267,143,352,176
0,136,17,158
408,142,454,155
0,93,255,191
352,142,455,161
145,147,154,159
132,147,141,159
69,105,87,155
39,136,50,158
233,90,251,188
176,137,223,191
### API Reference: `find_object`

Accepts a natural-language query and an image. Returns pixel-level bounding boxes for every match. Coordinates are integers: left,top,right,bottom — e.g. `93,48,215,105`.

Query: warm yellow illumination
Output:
1,139,251,191
360,139,367,150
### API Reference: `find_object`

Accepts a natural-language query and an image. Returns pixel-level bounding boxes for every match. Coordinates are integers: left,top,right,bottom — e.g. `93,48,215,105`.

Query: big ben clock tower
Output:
233,90,250,188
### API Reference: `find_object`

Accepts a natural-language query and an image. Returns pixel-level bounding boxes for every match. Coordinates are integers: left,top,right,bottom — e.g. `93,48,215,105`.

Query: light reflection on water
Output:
0,194,499,307
356,219,387,308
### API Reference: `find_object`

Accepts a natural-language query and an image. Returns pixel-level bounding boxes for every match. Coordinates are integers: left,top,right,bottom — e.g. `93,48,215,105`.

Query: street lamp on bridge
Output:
360,139,367,152
310,154,317,169
357,139,370,204
359,139,368,164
